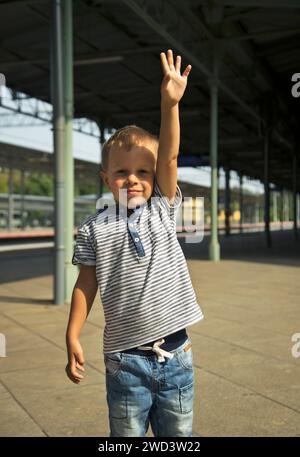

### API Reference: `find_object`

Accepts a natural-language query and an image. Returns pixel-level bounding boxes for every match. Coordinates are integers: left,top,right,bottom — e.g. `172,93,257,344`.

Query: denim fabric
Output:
104,337,194,437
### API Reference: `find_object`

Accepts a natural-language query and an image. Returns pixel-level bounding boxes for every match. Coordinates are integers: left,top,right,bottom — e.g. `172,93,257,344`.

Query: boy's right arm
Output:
65,265,98,384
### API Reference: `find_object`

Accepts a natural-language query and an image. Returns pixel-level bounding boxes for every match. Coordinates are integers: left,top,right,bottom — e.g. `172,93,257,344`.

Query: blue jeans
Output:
104,337,194,437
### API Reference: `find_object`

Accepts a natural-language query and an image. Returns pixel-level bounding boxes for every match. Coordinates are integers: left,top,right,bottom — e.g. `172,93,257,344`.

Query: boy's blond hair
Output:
100,125,158,172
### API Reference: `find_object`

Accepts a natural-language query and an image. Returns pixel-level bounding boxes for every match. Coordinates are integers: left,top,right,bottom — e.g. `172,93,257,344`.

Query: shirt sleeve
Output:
153,177,182,208
72,222,96,266
152,177,182,224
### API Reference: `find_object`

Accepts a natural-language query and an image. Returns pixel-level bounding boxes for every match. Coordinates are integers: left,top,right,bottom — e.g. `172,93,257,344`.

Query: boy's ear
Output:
99,169,109,188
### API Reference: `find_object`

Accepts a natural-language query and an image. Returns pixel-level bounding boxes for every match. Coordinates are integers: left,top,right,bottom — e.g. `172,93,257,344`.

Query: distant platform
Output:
0,222,294,241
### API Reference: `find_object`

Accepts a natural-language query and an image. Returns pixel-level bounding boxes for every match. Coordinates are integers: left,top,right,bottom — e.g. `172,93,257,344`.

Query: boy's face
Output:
99,139,157,209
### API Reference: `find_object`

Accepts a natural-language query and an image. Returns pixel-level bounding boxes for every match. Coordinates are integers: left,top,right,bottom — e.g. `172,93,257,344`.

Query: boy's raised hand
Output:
160,49,192,107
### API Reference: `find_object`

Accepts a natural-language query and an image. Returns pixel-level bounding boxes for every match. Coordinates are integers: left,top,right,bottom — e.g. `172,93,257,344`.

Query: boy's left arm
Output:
156,49,192,204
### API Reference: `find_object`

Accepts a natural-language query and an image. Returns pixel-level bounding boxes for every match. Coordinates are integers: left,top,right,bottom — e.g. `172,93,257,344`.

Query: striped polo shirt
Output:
72,177,204,354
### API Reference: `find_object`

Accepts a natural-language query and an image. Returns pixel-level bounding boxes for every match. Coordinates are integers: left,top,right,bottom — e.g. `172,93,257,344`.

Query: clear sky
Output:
0,86,264,195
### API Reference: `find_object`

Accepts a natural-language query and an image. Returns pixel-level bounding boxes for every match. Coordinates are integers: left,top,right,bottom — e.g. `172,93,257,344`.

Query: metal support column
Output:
225,166,230,236
255,201,259,225
51,0,65,305
273,190,277,223
293,153,298,240
280,188,284,230
8,166,13,231
20,169,25,230
239,174,243,234
284,190,289,224
208,43,220,261
63,0,77,304
264,128,271,248
217,166,220,237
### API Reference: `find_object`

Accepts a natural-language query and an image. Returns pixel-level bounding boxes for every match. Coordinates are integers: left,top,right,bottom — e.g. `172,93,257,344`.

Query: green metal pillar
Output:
208,44,220,261
273,189,277,223
293,152,298,240
284,190,290,223
51,0,65,304
280,188,284,230
20,169,26,230
8,166,13,232
225,166,231,236
239,174,243,234
63,0,77,303
264,128,271,248
255,201,259,225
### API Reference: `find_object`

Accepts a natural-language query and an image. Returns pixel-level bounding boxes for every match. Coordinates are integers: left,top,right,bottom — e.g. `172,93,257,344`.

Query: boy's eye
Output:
115,170,149,174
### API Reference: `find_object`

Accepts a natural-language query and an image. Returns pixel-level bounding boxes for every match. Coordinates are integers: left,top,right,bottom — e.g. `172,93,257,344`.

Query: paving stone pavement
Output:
0,230,300,437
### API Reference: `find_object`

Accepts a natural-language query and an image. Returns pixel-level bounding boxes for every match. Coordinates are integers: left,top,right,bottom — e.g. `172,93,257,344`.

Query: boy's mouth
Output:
127,189,142,195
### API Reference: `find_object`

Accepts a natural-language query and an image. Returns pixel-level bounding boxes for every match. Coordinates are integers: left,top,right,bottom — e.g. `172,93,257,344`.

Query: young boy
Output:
65,49,204,437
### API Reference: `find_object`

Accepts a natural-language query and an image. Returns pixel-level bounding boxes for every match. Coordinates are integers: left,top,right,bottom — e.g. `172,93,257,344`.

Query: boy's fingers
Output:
72,365,84,379
160,52,169,75
69,359,84,380
175,55,181,73
72,371,84,380
182,64,192,78
65,364,79,383
76,354,85,365
76,362,85,372
167,49,174,69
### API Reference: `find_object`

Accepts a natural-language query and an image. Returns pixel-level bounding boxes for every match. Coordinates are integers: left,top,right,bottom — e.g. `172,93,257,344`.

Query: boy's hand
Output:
65,338,85,384
160,49,192,107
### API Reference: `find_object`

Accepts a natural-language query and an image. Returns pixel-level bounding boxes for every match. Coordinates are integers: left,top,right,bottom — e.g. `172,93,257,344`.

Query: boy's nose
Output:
126,174,138,183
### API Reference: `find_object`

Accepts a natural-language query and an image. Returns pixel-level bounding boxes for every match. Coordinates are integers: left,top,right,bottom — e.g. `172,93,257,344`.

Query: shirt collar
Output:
115,200,148,218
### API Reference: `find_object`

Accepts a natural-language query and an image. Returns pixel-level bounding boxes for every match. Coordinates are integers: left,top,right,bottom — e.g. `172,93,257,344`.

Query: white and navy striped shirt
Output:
72,177,204,353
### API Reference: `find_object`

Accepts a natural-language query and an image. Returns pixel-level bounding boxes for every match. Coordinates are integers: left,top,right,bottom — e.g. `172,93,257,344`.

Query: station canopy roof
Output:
0,141,98,182
0,0,299,192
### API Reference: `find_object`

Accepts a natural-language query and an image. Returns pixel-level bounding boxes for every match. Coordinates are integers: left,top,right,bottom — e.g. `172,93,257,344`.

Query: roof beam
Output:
221,27,300,42
0,46,163,67
177,1,295,153
207,0,300,8
122,0,293,152
122,0,262,123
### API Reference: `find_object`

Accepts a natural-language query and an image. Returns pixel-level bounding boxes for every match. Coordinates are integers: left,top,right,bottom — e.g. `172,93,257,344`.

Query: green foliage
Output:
74,180,97,196
0,172,7,193
0,170,54,196
0,170,105,197
23,172,54,196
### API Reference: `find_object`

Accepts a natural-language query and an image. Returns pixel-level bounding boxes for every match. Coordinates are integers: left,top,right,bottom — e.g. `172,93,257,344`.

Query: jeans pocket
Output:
104,352,123,378
179,381,194,413
177,342,193,371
